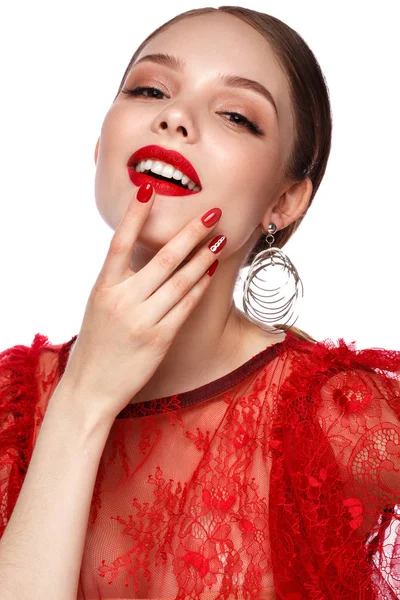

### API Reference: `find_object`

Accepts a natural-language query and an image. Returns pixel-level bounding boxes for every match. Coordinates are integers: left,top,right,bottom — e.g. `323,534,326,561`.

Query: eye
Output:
219,112,264,136
122,86,167,99
121,86,265,136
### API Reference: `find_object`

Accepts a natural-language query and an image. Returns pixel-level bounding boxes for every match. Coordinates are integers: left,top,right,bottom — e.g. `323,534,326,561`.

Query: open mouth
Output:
127,147,202,196
135,166,190,189
131,158,201,192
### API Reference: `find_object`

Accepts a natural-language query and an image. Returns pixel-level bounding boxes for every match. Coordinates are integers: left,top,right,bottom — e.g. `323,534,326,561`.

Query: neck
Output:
129,245,285,404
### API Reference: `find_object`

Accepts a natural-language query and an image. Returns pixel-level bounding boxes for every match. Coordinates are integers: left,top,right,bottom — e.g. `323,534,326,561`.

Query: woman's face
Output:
94,12,295,267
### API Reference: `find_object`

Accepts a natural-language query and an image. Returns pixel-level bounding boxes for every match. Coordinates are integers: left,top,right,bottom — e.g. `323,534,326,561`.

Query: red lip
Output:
127,144,201,197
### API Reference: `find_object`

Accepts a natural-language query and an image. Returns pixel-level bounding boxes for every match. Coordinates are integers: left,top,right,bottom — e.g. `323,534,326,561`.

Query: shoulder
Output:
0,332,78,393
281,331,400,409
0,333,78,537
0,332,78,437
286,330,400,375
0,333,55,414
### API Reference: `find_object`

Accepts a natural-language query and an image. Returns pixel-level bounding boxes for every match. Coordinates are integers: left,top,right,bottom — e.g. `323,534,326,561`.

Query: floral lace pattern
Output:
1,331,400,599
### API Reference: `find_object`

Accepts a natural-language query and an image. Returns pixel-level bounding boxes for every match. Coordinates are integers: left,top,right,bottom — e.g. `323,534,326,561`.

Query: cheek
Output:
94,109,134,230
95,106,138,188
227,161,272,205
98,104,136,160
223,162,277,238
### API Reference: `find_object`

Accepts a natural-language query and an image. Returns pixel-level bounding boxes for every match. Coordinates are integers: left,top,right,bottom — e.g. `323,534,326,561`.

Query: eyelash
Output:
121,86,264,136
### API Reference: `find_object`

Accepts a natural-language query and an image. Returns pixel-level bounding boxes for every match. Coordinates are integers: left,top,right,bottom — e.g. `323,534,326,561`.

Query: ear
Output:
94,138,100,164
261,177,313,233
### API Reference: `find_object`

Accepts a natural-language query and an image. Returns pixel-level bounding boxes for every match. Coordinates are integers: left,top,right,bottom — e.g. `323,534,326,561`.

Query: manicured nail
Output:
137,183,153,202
201,208,222,227
207,259,219,277
208,234,227,254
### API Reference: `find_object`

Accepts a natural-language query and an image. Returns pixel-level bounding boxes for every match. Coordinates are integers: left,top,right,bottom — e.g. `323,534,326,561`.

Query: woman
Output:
0,6,399,599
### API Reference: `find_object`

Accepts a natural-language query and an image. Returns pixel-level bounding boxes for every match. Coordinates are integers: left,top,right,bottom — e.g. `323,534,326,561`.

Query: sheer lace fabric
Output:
0,330,399,599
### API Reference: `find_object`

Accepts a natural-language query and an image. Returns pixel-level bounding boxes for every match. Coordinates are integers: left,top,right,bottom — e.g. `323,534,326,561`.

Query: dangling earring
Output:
242,223,304,334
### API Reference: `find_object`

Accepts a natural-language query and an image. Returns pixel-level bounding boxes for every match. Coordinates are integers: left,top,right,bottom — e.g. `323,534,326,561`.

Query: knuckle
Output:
148,328,169,352
172,273,190,293
186,222,202,241
109,235,129,254
89,284,108,308
181,291,198,312
129,315,147,336
156,249,176,269
199,249,212,267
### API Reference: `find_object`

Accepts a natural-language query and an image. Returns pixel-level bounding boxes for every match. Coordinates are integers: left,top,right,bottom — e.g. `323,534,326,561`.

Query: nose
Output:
160,120,188,137
152,103,199,142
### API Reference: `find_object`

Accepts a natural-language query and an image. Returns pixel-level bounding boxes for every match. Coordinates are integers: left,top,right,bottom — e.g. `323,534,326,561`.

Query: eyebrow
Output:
132,53,279,122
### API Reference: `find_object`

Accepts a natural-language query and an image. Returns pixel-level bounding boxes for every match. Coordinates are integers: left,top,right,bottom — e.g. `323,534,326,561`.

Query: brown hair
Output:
114,6,332,345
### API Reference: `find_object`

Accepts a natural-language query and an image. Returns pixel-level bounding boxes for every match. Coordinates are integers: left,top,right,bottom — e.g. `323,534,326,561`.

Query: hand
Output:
60,184,226,425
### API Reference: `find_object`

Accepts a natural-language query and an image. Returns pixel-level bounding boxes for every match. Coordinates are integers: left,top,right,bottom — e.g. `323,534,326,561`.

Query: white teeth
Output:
161,164,175,178
172,168,183,180
151,161,164,175
132,158,201,191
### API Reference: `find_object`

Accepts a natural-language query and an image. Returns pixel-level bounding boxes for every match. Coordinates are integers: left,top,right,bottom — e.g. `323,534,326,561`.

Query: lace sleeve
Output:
269,338,400,599
0,336,44,539
318,355,400,598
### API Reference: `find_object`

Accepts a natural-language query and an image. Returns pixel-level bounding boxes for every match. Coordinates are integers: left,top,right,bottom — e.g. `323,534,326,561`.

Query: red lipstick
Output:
127,144,202,197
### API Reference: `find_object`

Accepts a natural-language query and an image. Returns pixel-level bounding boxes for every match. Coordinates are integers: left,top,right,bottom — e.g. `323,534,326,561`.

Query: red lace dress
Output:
1,329,400,599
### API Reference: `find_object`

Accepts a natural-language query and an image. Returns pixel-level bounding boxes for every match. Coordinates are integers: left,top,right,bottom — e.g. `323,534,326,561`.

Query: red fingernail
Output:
137,183,153,203
207,259,219,277
208,234,227,254
201,208,222,227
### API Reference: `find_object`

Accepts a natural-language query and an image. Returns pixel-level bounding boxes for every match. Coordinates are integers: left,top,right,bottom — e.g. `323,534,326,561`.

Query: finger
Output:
145,234,226,324
157,268,217,341
133,208,222,300
95,184,155,288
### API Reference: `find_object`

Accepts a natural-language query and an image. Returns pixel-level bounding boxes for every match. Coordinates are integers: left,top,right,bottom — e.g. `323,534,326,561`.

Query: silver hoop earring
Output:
242,223,304,334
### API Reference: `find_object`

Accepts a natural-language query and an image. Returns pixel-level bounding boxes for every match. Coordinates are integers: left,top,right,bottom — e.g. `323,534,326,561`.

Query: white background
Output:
0,1,398,352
